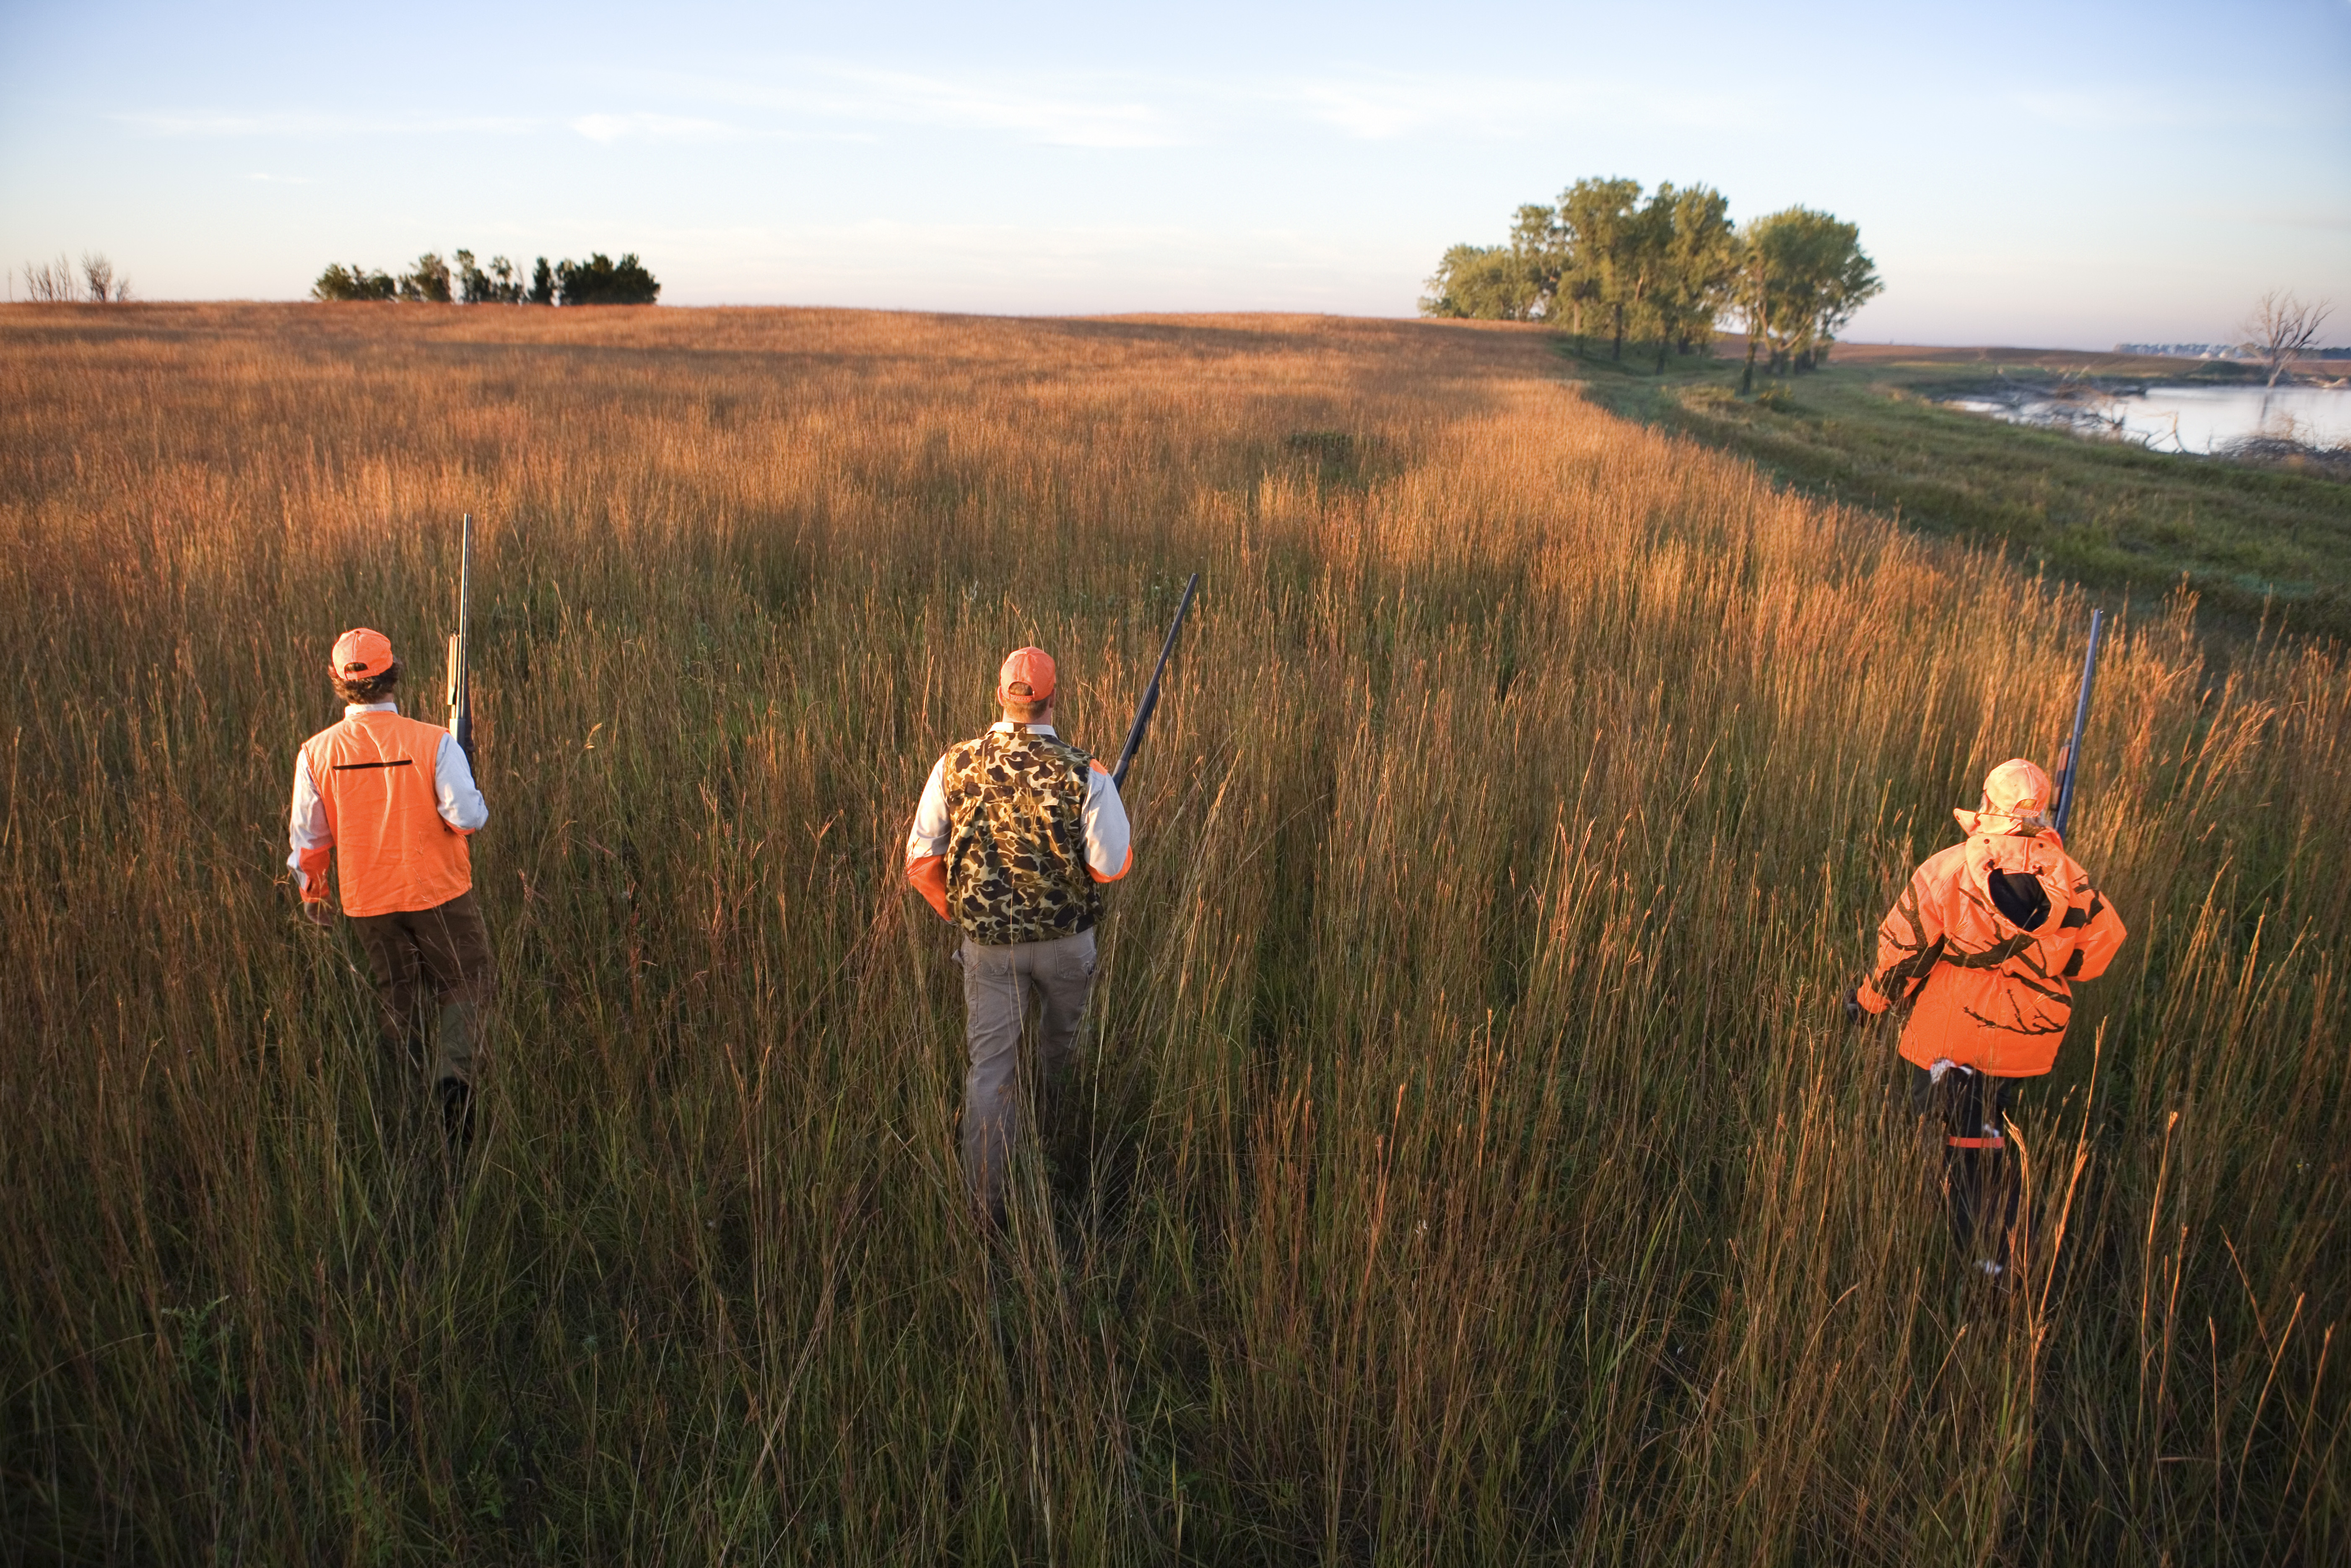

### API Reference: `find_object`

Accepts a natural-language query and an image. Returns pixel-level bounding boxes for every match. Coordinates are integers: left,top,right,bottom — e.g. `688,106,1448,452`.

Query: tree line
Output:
312,251,659,306
1423,179,1881,387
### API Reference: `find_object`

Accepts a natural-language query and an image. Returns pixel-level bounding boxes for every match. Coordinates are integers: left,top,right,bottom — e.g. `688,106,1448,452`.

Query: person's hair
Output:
332,658,402,706
1001,688,1050,722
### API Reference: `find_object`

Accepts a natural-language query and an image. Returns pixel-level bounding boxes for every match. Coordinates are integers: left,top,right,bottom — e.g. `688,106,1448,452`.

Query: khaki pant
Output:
349,890,495,1090
958,927,1096,1216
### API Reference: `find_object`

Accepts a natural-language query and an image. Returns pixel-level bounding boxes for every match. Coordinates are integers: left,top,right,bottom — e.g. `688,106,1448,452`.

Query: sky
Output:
1,0,2345,345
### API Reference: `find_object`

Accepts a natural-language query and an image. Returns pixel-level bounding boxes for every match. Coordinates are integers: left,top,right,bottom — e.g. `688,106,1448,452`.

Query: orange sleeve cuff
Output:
1089,845,1134,884
299,848,333,902
907,855,951,921
1855,979,1892,1015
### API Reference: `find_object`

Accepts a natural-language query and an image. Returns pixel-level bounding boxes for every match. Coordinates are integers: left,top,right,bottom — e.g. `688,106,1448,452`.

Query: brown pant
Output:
958,928,1097,1217
350,890,495,1090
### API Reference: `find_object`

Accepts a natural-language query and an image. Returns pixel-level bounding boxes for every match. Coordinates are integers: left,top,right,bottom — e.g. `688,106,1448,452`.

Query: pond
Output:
1943,382,2351,455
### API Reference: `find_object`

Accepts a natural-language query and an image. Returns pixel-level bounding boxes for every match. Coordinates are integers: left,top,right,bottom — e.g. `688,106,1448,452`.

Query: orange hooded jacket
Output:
1857,828,2126,1077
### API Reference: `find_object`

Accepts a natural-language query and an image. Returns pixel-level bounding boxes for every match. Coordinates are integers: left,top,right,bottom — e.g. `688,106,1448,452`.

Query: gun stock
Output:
1111,573,1200,790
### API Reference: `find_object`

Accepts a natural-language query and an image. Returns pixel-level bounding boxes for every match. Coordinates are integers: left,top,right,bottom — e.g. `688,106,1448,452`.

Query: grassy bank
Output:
1,304,2345,1565
1573,342,2351,642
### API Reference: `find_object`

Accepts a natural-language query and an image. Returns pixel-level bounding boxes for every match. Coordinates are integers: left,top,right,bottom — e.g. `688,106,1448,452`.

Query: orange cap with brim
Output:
998,646,1056,704
1954,757,2054,835
331,628,396,680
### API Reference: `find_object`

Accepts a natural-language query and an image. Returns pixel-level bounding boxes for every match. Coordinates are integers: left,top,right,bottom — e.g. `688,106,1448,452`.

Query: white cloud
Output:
778,65,1182,148
1271,73,1596,140
118,110,536,138
589,57,1757,151
2000,86,2319,132
569,112,744,143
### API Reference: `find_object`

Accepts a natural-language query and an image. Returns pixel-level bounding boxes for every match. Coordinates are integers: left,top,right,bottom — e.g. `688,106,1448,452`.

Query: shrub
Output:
554,252,659,306
19,253,130,302
396,253,452,304
455,251,523,305
310,263,397,302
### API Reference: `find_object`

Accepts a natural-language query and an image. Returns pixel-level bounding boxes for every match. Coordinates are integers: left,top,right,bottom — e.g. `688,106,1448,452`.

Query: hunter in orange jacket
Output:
1848,758,2128,1278
1852,758,2127,1076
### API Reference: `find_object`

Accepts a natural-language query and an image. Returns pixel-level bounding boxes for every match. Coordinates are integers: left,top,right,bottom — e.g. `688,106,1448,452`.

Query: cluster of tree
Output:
1423,179,1881,384
18,252,131,303
312,251,659,306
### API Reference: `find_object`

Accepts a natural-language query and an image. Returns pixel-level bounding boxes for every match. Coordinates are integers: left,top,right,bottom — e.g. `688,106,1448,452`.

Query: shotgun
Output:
2052,608,2103,837
1110,572,1200,790
445,512,473,763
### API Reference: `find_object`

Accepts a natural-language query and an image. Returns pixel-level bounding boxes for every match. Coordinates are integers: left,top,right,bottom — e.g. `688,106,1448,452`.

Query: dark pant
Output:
1904,1063,2021,1267
349,890,494,1090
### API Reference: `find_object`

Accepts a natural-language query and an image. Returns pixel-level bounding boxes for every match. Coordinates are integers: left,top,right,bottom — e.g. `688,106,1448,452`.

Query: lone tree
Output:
1735,208,1881,390
79,253,131,302
2242,290,2333,387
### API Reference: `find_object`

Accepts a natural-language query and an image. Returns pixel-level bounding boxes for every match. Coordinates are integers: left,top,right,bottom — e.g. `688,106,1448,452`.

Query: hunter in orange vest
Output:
1846,758,2127,1278
288,628,493,1142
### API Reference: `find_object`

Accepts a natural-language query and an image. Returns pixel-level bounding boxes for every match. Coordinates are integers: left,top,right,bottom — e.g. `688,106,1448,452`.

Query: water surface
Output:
1945,382,2351,453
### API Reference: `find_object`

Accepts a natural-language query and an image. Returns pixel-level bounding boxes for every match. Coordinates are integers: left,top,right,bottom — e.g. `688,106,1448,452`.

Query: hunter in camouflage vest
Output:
907,648,1134,1219
936,726,1104,945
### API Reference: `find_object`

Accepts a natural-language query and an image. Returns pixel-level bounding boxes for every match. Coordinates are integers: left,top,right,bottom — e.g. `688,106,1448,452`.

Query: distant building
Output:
2113,343,2250,359
2114,343,2351,360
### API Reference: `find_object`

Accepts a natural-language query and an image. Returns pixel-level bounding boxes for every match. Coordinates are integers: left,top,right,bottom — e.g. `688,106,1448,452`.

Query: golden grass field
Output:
1,301,2344,1565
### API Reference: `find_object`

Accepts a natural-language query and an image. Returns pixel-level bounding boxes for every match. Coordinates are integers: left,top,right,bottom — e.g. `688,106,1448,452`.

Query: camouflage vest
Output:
941,727,1104,945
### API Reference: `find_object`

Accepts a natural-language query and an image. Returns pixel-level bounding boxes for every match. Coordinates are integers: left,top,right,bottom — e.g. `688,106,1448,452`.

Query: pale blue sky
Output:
3,0,2345,344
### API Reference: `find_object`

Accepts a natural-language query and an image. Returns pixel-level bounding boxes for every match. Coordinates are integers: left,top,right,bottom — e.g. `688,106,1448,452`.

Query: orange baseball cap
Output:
998,646,1056,703
330,627,396,679
1954,758,2054,835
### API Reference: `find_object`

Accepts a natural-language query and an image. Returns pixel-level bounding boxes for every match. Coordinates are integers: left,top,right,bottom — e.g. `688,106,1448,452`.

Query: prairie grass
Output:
0,302,2344,1565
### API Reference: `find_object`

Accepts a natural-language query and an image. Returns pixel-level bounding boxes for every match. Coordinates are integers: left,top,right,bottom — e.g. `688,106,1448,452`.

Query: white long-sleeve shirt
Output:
288,702,488,893
905,721,1132,882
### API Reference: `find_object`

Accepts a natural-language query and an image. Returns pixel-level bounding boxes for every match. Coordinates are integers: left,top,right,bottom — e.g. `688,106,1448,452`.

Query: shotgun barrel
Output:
2052,609,2104,837
446,513,473,761
1110,572,1200,790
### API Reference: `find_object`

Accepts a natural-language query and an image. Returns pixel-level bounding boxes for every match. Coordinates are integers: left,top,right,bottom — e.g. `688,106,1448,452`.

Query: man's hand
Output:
1841,987,1865,1027
302,899,335,928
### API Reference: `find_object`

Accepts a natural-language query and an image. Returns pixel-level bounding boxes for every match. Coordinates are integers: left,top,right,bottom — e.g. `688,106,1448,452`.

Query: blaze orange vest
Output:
301,711,473,917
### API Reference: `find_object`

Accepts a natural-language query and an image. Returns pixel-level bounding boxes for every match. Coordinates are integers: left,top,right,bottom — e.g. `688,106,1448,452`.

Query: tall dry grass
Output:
0,301,2343,1565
